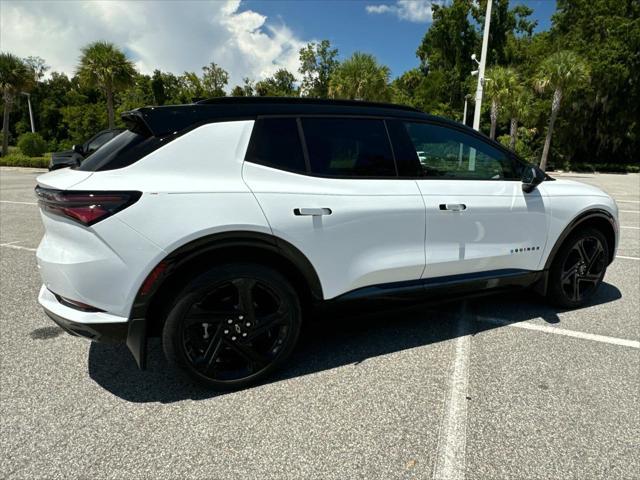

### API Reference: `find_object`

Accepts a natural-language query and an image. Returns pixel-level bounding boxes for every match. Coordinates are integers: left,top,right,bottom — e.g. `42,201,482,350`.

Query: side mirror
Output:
72,144,84,155
522,166,544,193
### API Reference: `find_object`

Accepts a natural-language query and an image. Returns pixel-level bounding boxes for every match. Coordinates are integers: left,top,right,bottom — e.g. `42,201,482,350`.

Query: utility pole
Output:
472,0,492,132
21,93,35,133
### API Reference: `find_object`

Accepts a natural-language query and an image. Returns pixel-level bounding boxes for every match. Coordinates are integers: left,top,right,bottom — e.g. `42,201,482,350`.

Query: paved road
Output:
1,167,638,479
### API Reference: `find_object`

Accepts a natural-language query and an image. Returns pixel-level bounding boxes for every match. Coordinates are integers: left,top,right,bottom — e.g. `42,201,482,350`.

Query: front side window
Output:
403,122,521,180
245,118,306,173
302,118,397,178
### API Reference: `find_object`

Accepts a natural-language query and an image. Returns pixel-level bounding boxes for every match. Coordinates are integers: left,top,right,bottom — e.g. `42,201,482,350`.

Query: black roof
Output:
122,97,434,137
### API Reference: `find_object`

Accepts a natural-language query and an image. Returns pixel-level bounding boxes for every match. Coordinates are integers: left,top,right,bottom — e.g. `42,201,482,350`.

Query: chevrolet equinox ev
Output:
35,97,619,390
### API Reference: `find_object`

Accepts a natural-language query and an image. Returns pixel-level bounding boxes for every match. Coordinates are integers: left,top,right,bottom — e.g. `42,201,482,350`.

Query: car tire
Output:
547,228,609,309
162,263,302,390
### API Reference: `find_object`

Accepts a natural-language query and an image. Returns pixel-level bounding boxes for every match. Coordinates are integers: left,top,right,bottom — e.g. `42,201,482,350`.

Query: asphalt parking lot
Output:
1,167,638,479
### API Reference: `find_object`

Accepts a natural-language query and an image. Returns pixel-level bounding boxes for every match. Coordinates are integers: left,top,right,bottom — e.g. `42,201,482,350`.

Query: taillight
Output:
35,187,141,226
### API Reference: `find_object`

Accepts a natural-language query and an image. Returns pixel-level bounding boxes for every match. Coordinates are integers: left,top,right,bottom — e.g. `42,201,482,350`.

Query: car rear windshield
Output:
77,130,164,172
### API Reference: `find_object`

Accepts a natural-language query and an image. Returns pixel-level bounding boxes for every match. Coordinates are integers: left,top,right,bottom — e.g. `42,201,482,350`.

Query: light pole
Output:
21,92,35,133
462,94,472,125
472,0,492,132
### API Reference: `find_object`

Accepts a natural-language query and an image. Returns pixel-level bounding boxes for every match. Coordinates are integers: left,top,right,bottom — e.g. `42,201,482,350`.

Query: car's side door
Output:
242,116,426,300
387,120,550,279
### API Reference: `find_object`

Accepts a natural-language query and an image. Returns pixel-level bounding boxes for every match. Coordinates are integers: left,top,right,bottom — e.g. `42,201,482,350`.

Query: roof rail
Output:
194,96,422,113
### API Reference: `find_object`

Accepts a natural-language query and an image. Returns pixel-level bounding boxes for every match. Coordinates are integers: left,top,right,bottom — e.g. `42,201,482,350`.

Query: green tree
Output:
152,71,182,105
23,56,49,82
1,53,34,156
231,85,245,97
178,72,205,102
329,52,390,101
391,68,424,107
472,0,536,66
534,50,589,171
60,102,108,146
255,69,297,97
484,66,519,139
230,78,254,97
416,0,477,106
299,40,339,98
241,77,254,96
76,41,136,128
151,70,166,105
545,0,639,164
201,62,229,97
503,87,532,150
118,73,154,112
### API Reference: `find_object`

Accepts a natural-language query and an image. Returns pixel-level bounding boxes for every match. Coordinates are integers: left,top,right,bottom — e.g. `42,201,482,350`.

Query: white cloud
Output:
0,0,309,89
365,0,434,23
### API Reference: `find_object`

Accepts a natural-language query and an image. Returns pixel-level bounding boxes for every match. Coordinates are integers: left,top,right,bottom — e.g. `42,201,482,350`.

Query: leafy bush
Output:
17,132,48,157
0,152,50,168
569,163,640,174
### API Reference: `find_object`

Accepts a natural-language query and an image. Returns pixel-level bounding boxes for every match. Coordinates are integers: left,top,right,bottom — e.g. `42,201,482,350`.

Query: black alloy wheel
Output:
163,264,301,390
549,228,608,308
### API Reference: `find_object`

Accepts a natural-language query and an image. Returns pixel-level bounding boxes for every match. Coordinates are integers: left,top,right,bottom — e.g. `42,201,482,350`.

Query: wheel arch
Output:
543,208,617,271
130,231,323,335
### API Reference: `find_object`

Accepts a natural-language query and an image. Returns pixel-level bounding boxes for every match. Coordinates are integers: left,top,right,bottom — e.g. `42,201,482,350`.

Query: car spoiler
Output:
121,105,247,138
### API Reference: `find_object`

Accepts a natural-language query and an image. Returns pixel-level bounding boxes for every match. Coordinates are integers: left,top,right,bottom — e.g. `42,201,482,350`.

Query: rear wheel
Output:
548,228,609,308
163,263,301,390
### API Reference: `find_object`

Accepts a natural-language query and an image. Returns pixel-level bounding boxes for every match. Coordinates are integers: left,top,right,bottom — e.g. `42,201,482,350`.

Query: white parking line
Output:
0,200,37,205
621,226,640,230
619,210,640,213
616,200,640,204
617,255,640,261
433,317,471,480
477,316,639,349
0,243,37,252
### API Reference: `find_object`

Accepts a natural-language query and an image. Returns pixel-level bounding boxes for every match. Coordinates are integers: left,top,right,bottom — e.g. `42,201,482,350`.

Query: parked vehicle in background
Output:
48,128,124,170
35,97,618,390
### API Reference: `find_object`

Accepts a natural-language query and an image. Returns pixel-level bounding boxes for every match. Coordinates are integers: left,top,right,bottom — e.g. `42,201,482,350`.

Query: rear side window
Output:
78,130,164,172
245,118,306,173
302,118,397,177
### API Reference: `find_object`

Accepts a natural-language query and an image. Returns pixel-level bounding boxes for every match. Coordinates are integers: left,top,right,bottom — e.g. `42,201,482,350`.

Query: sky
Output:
0,0,556,88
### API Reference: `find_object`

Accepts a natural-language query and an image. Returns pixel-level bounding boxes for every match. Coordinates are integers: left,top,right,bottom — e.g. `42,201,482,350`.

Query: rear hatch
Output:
36,168,93,190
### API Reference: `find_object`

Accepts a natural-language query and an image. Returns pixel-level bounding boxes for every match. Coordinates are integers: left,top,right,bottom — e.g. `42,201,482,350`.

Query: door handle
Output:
293,208,332,216
439,203,467,211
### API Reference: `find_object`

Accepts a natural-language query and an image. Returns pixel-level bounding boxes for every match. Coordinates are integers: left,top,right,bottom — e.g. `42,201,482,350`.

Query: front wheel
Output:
162,263,302,390
547,228,609,308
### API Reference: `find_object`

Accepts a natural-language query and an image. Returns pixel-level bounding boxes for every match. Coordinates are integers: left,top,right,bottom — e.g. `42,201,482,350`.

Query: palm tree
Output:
504,88,532,150
0,53,34,156
328,52,390,102
77,41,136,129
484,66,519,140
535,50,589,171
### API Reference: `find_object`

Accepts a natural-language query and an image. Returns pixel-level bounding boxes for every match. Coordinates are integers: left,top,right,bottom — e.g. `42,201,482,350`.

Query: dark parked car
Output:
49,128,124,171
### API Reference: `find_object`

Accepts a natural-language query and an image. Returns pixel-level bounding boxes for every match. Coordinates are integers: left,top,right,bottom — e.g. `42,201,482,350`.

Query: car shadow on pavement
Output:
88,282,621,404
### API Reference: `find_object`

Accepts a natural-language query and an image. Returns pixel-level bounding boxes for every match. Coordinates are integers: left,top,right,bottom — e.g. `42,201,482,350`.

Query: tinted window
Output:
386,120,422,177
78,130,164,172
302,118,396,177
85,132,114,154
404,122,521,180
245,118,306,173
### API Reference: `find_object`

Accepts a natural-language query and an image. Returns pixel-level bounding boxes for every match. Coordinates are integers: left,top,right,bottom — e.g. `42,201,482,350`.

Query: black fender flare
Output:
126,231,323,369
531,209,616,297
543,208,617,271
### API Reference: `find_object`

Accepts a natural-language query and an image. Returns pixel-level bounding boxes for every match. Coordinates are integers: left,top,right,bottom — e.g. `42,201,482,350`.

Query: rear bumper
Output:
44,307,127,342
38,286,147,368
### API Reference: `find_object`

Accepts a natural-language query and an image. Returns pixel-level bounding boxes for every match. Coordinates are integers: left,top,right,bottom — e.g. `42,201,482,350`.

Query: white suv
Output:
35,98,619,389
